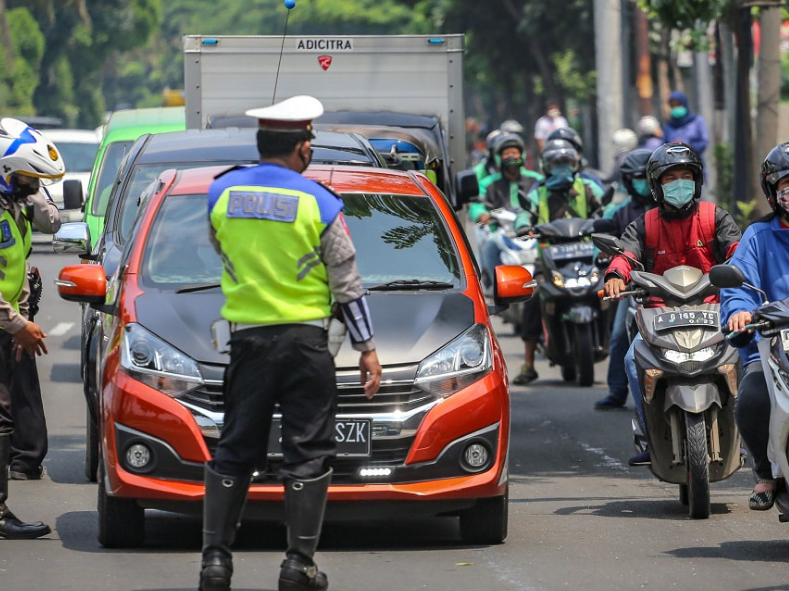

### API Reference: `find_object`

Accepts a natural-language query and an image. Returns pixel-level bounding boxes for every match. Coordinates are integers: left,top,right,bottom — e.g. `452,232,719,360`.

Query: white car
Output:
40,128,101,222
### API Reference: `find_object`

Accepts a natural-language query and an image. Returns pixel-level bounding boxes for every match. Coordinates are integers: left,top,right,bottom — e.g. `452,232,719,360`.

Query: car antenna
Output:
272,0,296,104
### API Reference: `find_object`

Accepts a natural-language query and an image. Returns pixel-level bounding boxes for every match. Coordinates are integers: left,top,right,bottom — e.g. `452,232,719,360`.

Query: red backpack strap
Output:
643,208,659,272
696,200,717,248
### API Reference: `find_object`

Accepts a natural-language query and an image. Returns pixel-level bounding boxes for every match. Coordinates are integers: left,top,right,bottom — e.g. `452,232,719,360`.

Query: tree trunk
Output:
754,5,781,215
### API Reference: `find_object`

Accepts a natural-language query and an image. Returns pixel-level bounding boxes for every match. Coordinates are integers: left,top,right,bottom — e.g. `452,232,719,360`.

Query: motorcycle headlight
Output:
414,324,493,397
120,323,203,398
661,346,717,364
552,271,564,288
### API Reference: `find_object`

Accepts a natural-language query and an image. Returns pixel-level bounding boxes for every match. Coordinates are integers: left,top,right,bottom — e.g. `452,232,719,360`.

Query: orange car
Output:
56,164,533,548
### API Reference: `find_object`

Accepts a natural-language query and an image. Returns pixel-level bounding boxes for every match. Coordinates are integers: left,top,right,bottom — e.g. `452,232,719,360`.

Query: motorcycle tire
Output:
685,412,711,519
574,324,595,387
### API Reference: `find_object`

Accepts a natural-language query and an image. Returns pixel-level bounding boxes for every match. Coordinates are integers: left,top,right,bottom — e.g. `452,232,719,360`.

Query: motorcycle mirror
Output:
591,232,623,256
709,264,769,303
592,218,617,233
708,265,745,288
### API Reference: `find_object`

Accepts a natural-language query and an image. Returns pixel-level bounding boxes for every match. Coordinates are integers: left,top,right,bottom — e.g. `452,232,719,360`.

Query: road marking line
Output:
48,322,74,337
579,442,628,472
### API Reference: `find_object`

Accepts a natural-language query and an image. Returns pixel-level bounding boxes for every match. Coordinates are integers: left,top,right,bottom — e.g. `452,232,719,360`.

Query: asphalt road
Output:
1,248,788,591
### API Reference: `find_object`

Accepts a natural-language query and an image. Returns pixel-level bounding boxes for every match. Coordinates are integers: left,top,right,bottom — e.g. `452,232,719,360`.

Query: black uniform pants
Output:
0,330,17,437
735,363,772,480
211,324,337,481
10,352,47,472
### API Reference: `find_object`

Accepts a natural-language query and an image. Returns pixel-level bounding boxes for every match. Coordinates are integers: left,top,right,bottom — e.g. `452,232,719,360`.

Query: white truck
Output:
182,34,477,207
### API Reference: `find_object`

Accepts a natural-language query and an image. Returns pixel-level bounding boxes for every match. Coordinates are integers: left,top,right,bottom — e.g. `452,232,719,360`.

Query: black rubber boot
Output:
278,469,332,591
199,464,250,591
0,433,50,540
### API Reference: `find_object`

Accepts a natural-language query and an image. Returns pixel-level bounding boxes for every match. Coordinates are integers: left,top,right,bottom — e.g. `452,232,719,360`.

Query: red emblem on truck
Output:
318,55,332,71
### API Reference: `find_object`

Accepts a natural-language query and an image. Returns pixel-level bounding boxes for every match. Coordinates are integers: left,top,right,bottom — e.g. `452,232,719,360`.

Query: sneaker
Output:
9,466,44,480
512,364,538,385
594,395,627,410
628,450,651,466
749,478,776,511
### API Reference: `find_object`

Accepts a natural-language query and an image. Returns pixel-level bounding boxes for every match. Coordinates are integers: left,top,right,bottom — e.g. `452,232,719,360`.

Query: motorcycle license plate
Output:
653,310,719,331
267,418,371,457
548,242,593,261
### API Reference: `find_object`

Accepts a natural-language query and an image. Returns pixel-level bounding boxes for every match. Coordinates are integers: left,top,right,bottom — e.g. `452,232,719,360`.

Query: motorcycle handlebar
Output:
727,320,774,339
598,288,647,301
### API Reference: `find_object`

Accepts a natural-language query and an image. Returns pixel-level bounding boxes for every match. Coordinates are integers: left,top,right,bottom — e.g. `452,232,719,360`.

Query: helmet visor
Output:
765,169,789,187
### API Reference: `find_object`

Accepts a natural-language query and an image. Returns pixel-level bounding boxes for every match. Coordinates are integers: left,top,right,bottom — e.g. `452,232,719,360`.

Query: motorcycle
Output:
710,264,789,522
594,234,742,519
476,207,537,334
518,217,615,387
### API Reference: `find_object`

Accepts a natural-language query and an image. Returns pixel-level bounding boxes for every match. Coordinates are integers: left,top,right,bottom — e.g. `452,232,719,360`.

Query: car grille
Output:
183,381,435,415
184,377,437,484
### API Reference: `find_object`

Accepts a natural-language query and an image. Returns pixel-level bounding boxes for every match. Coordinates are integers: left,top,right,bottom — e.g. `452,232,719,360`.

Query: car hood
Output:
135,290,476,369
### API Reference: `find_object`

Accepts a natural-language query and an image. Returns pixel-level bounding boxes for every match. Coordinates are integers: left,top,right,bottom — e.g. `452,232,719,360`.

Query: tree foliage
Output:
0,8,45,115
637,0,728,31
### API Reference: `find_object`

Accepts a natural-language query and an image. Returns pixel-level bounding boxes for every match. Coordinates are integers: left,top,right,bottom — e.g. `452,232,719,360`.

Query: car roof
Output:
132,127,383,166
42,128,101,143
164,164,430,197
101,107,186,144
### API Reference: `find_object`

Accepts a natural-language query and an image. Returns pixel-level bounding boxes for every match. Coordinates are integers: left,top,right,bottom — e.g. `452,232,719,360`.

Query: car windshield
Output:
57,141,99,173
140,192,461,289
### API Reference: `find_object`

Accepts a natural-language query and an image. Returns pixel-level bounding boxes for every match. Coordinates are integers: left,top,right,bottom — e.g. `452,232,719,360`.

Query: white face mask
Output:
777,186,789,212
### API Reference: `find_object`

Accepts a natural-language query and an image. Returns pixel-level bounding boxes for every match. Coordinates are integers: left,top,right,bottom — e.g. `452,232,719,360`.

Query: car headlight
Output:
414,324,492,397
661,346,717,364
120,323,203,398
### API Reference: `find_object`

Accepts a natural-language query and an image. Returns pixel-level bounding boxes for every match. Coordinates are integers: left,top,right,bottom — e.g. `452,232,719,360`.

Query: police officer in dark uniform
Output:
201,95,382,591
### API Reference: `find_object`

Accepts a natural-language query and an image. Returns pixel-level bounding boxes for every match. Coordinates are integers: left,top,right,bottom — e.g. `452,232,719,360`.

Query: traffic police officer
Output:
0,117,63,539
201,95,382,591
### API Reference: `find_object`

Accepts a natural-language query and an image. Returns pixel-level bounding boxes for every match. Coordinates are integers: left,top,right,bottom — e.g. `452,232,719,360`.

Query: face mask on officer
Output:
662,178,695,209
545,163,576,190
11,174,39,202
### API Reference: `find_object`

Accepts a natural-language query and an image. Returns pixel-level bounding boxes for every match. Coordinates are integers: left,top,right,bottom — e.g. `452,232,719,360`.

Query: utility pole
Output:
594,0,624,175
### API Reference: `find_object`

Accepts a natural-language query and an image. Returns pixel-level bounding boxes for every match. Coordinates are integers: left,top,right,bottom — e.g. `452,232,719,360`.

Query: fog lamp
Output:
461,442,490,473
126,443,152,469
358,467,392,478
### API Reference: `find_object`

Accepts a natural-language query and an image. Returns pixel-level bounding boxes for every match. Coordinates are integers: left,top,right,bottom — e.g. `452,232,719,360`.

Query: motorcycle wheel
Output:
685,412,710,519
574,324,595,387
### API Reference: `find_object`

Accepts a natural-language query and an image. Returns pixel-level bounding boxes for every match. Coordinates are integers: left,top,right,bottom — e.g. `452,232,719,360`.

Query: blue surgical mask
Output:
545,164,575,191
631,178,651,198
670,106,688,119
662,178,695,208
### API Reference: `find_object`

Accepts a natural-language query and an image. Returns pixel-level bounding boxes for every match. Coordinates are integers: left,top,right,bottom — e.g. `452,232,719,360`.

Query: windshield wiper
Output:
367,279,455,292
175,283,221,294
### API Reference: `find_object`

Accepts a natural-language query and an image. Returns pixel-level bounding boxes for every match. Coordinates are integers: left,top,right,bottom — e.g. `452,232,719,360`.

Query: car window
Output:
342,193,461,285
139,191,461,290
141,194,222,287
94,141,134,216
57,141,99,173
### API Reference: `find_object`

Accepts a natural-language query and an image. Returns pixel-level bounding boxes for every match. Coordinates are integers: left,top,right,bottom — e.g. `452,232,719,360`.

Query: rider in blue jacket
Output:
721,143,789,511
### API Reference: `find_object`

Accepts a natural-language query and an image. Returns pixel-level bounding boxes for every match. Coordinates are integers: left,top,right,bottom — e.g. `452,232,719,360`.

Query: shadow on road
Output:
552,498,733,519
668,539,789,564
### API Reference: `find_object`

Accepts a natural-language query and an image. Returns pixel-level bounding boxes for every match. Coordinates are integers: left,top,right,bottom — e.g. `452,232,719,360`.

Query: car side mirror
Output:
53,222,91,256
63,179,84,211
454,169,479,209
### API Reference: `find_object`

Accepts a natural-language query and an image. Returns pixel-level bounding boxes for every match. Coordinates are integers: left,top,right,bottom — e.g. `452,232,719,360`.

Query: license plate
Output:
267,418,372,457
653,310,719,331
548,242,593,261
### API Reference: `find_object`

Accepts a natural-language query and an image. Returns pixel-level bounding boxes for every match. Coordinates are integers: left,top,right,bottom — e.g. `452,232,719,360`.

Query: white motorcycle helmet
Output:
0,117,65,195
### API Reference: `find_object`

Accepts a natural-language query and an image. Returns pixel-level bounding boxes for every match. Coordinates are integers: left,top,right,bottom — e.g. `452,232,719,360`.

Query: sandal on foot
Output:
749,478,776,511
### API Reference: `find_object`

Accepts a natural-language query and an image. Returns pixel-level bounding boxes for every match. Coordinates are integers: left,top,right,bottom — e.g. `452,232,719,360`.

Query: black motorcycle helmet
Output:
619,148,654,202
494,132,525,156
540,138,580,176
646,142,703,205
546,127,583,153
760,142,789,216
